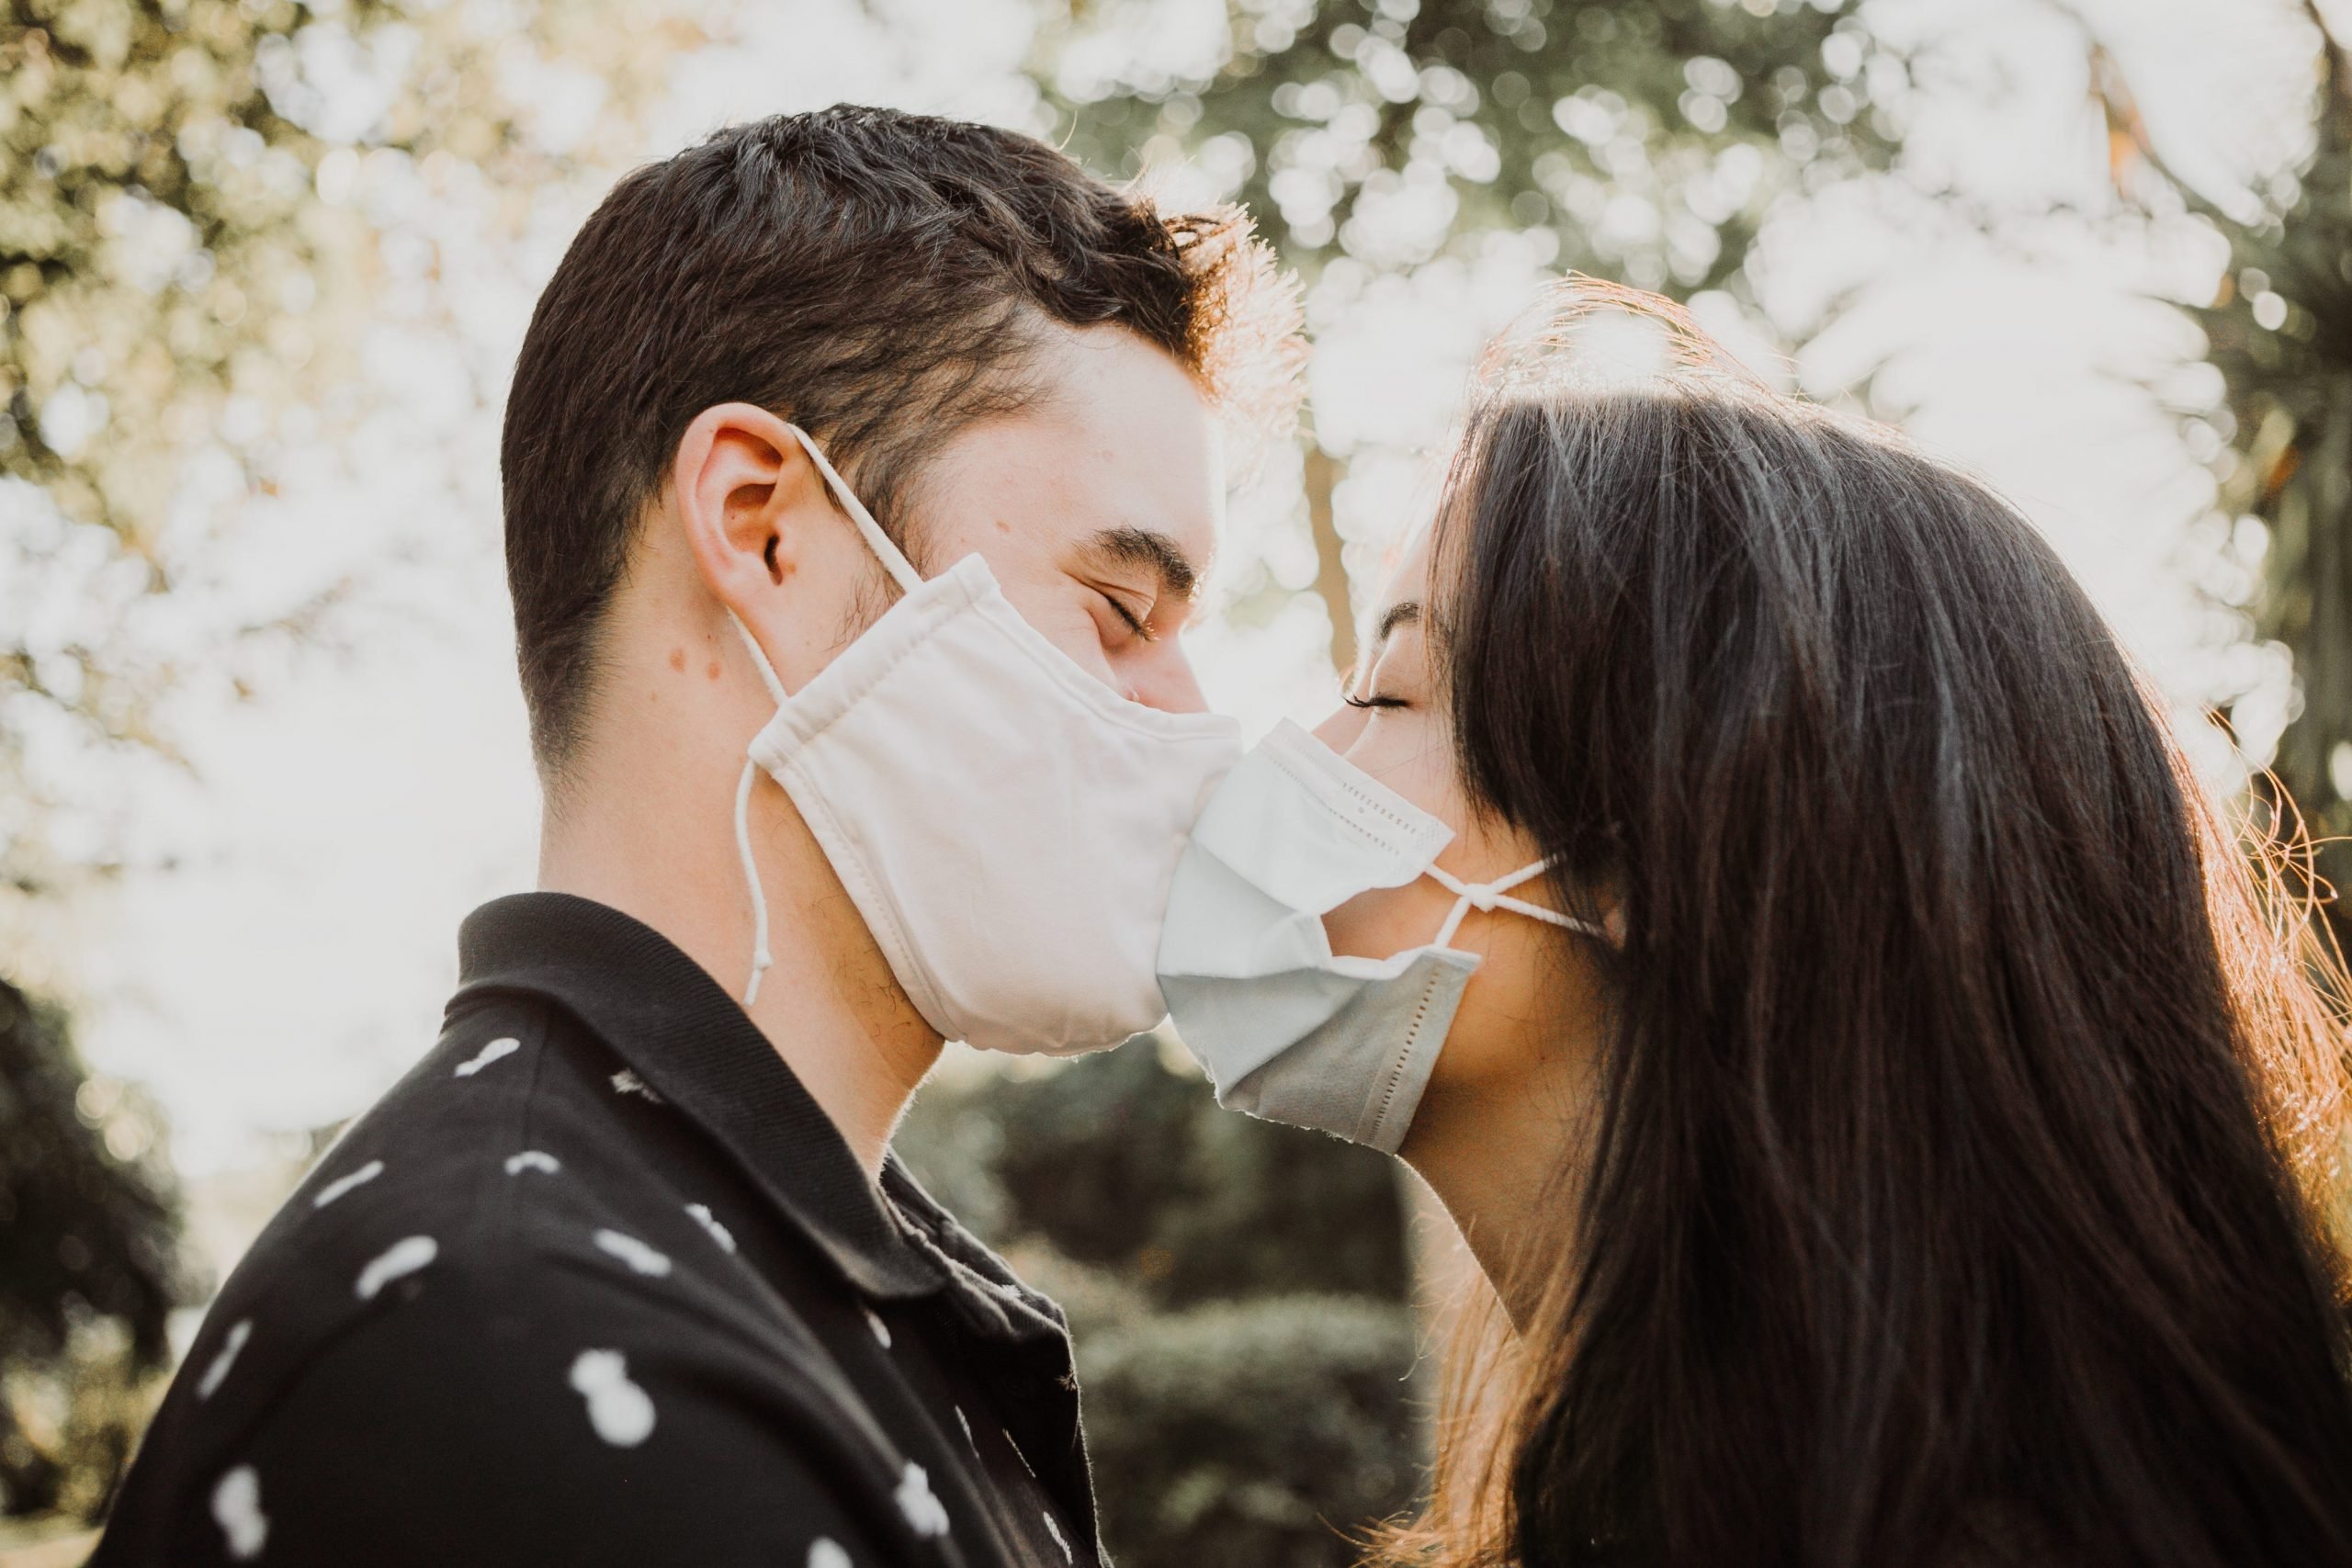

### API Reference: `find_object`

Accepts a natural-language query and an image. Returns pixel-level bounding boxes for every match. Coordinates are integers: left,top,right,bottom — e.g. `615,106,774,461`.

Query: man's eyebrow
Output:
1083,525,1202,604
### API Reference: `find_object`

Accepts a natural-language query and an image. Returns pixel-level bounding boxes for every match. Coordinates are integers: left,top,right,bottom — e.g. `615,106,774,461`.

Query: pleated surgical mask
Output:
1156,720,1606,1151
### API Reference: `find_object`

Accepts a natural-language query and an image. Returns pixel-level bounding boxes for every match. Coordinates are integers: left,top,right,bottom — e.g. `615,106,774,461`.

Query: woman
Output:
1166,286,2352,1566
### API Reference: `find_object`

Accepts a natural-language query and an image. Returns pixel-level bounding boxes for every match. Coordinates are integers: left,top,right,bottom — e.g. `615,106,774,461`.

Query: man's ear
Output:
671,401,828,620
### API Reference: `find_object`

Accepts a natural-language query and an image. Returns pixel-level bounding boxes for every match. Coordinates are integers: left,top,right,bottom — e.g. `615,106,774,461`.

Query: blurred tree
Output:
2087,1,2352,935
1031,0,1909,666
0,0,695,907
0,978,187,1522
897,1043,1419,1568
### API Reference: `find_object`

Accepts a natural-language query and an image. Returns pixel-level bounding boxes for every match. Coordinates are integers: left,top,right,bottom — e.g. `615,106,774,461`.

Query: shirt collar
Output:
448,891,948,1301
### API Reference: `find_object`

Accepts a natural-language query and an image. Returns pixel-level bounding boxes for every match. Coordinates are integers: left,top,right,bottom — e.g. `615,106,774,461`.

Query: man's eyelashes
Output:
1099,590,1157,641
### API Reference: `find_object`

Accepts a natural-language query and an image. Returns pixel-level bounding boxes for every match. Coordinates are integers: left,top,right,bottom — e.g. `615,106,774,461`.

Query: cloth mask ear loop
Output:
778,423,923,595
1427,858,1609,949
724,423,922,1006
729,614,792,1007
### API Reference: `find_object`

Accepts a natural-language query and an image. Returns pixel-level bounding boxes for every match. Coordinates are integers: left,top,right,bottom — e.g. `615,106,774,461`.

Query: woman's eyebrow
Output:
1371,599,1422,651
1080,525,1202,603
1345,599,1422,694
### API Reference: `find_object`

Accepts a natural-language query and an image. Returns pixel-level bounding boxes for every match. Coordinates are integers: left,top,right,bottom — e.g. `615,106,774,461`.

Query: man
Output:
93,106,1298,1567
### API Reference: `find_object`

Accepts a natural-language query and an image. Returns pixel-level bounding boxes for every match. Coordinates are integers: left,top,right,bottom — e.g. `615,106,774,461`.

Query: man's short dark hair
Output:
501,105,1295,773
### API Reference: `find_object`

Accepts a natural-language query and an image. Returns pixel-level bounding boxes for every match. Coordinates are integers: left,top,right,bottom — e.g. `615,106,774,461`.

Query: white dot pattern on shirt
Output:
610,1068,663,1102
895,1461,949,1538
594,1228,672,1278
196,1319,252,1401
454,1036,519,1077
211,1463,267,1560
158,1003,1086,1566
220,1023,1063,1561
569,1349,656,1447
311,1159,382,1209
684,1202,735,1253
354,1235,437,1301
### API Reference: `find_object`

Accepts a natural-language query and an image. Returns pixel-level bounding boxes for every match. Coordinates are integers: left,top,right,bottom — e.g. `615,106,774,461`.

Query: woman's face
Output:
1312,528,1588,1139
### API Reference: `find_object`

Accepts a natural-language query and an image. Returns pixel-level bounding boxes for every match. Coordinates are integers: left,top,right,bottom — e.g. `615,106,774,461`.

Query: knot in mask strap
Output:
1427,859,1608,948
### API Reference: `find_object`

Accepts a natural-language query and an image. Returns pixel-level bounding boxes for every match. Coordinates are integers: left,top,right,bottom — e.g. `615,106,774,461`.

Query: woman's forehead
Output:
1376,525,1436,615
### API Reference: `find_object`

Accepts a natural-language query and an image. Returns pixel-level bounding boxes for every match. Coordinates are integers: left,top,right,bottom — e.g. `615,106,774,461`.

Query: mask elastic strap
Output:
733,758,774,1005
779,423,924,596
1428,859,1610,949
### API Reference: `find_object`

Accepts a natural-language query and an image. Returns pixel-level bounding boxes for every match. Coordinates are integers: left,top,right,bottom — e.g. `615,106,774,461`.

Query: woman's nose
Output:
1312,705,1368,753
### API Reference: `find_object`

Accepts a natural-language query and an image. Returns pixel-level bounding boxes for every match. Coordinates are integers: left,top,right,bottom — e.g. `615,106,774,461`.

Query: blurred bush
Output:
0,978,189,1523
897,1039,1421,1568
1079,1295,1419,1568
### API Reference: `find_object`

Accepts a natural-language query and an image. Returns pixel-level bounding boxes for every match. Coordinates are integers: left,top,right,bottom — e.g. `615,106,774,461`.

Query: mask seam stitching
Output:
1258,743,1438,849
757,568,1232,766
972,589,1235,742
1367,965,1450,1148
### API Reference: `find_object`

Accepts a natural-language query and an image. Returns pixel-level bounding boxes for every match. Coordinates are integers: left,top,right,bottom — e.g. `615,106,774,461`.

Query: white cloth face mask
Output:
727,424,1241,1055
1156,719,1607,1152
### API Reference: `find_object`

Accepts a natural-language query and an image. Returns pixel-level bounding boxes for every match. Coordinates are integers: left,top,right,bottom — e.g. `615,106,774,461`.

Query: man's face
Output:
896,326,1221,715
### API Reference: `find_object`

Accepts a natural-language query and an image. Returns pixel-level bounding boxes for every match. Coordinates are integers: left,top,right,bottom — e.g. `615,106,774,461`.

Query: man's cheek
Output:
1006,587,1122,688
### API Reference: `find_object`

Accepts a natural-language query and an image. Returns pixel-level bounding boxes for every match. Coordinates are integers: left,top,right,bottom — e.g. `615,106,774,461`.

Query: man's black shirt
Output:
94,893,1102,1568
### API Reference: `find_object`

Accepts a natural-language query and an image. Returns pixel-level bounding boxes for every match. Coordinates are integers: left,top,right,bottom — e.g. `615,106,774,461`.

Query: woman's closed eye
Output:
1344,692,1409,711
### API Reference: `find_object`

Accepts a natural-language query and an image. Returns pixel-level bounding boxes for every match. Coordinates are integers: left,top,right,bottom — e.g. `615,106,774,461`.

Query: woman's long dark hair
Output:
1388,288,2352,1568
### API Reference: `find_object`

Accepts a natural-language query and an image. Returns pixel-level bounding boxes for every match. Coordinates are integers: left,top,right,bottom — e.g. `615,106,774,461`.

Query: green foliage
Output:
0,0,688,905
2089,4,2352,928
897,1042,1420,1568
939,1034,1410,1302
6,0,390,547
1035,0,1905,292
1077,1295,1419,1568
1030,0,1914,669
0,978,187,1520
2197,22,2352,915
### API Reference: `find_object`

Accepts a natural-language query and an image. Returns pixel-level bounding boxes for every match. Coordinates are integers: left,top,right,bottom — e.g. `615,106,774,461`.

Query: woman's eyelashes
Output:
1344,692,1409,711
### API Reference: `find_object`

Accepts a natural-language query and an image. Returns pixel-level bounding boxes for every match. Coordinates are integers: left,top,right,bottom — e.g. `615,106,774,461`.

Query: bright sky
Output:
50,0,2317,1179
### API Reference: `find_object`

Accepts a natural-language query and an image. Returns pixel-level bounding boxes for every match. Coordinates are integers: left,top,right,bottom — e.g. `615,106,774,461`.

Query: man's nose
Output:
1124,645,1210,715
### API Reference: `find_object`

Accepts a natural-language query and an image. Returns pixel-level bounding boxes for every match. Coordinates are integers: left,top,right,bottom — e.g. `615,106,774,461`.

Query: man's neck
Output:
537,747,942,1176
